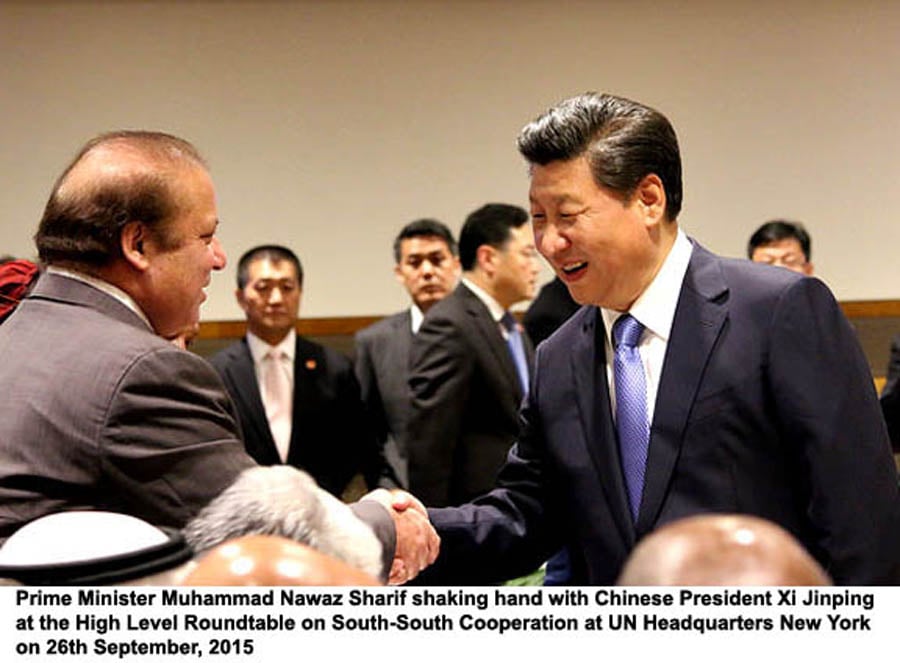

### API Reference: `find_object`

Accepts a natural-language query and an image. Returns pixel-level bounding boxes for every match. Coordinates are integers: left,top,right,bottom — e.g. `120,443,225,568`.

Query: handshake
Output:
361,489,440,585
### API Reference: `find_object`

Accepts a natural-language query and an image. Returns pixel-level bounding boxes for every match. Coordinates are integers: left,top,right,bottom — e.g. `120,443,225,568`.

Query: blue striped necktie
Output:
613,314,649,522
501,311,529,397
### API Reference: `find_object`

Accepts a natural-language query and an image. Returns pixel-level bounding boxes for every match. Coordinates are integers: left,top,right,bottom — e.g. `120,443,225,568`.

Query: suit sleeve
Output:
415,345,560,584
880,334,900,453
407,313,474,506
353,333,400,488
99,345,257,529
332,352,394,492
768,277,900,584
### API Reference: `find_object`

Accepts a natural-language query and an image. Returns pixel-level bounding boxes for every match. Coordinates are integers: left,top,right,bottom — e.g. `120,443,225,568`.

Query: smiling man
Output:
418,93,899,585
210,245,390,497
0,132,440,585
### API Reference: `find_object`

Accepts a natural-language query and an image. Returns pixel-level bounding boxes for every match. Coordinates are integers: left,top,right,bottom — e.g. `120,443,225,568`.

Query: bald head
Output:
181,535,380,586
617,514,832,586
35,130,207,269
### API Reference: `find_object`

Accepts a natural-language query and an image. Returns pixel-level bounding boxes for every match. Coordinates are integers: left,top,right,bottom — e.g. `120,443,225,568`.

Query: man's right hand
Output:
361,489,440,585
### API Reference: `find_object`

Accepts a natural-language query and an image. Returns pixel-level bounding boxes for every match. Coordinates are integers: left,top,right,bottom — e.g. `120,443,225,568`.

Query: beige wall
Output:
2,0,899,319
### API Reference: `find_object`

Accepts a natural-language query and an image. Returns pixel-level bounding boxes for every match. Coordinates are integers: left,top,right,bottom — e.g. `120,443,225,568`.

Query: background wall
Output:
2,0,899,320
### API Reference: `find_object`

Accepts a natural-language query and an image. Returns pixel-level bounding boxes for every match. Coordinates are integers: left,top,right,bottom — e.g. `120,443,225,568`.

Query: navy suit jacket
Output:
423,243,900,585
210,336,384,497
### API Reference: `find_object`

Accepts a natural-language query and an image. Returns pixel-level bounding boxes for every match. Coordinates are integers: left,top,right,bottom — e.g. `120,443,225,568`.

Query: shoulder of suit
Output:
355,310,409,341
207,338,249,368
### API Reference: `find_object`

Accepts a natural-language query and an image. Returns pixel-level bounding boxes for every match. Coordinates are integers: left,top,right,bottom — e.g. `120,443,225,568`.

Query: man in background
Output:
354,219,460,488
747,219,814,275
407,203,541,507
523,276,580,346
210,245,389,497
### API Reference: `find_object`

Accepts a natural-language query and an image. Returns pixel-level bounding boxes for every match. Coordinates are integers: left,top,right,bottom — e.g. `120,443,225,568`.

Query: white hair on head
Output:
183,466,382,579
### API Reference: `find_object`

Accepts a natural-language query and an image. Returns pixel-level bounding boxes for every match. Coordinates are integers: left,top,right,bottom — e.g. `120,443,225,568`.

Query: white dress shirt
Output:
601,229,693,423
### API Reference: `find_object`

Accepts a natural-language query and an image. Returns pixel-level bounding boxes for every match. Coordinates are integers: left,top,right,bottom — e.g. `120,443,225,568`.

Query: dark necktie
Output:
613,314,649,522
501,311,529,397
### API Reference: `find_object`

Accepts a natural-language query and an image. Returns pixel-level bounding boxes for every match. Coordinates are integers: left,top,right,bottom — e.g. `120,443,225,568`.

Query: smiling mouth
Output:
561,261,587,276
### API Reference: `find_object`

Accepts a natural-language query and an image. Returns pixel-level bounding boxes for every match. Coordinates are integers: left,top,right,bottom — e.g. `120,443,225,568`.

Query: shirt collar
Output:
461,277,505,322
601,228,693,344
246,328,296,365
410,304,424,334
45,265,153,331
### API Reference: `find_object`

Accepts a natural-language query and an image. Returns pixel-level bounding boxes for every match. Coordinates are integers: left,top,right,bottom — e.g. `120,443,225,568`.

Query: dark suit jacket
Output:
422,243,900,585
0,272,256,541
523,276,581,346
354,310,413,488
210,336,383,497
407,284,535,507
880,333,900,453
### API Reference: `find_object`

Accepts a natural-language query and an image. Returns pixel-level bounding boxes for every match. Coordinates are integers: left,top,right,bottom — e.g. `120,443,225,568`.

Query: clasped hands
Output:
361,489,439,585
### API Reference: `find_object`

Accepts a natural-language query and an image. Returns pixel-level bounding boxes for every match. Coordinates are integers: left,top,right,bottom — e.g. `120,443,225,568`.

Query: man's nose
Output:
211,237,227,270
539,224,569,258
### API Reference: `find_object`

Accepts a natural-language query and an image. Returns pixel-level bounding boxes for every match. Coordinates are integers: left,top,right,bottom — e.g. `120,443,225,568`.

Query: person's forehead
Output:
505,224,532,247
755,238,804,254
246,258,298,281
400,235,451,257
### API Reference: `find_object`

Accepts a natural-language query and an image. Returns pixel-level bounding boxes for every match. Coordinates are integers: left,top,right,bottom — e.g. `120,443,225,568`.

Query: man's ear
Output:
476,244,497,276
235,287,249,312
120,221,151,271
393,263,405,286
635,174,667,225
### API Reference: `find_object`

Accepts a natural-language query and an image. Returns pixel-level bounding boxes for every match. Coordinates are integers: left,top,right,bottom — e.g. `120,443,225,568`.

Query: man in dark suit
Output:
0,132,439,583
418,93,899,585
210,245,387,497
879,333,900,453
407,203,541,507
522,276,580,347
354,219,460,488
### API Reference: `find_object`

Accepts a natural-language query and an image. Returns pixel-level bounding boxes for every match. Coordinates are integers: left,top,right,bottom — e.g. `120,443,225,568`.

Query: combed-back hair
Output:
236,244,303,289
35,130,207,268
458,203,529,271
517,92,683,221
392,218,457,264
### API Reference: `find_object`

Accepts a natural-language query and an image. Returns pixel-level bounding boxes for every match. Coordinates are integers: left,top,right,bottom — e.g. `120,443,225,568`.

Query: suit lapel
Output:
637,244,729,532
461,287,524,400
229,340,280,464
288,336,322,463
572,307,635,544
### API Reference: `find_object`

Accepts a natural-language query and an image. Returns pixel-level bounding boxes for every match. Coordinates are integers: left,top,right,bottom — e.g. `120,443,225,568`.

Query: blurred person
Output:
416,93,899,586
0,507,381,586
879,333,900,453
617,513,832,586
0,258,39,324
522,275,580,347
354,219,460,488
407,203,541,507
182,535,380,586
210,245,388,496
747,220,813,275
0,131,437,584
